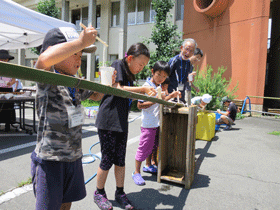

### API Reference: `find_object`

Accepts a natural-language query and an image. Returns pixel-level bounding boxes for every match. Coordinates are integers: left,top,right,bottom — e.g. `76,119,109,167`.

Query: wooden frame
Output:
157,105,197,189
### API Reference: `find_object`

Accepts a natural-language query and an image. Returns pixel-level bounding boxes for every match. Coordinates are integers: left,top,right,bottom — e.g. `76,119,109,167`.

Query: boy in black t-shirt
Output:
216,98,238,130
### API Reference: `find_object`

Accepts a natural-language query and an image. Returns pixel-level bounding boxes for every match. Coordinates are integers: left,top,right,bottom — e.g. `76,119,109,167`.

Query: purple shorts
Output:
31,152,86,209
135,127,159,162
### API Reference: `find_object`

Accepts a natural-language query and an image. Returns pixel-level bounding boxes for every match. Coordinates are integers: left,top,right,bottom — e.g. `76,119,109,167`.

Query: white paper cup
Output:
188,74,193,82
100,67,115,86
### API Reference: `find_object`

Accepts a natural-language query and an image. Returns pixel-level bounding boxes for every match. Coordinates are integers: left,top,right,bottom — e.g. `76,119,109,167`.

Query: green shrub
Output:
81,99,100,107
268,131,280,136
236,112,245,120
192,65,239,110
82,98,140,112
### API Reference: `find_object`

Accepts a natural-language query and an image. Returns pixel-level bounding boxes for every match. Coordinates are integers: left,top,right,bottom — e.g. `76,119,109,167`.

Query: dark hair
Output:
162,77,170,85
223,98,231,104
194,48,203,57
122,43,150,81
153,61,171,76
224,99,231,103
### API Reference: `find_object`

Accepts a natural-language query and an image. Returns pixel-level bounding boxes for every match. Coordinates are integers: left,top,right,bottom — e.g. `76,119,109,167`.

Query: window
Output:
128,0,137,25
71,9,81,30
138,0,152,24
82,7,88,28
150,4,156,23
71,6,101,30
127,0,153,25
176,0,184,20
111,2,120,27
96,5,101,29
110,55,118,63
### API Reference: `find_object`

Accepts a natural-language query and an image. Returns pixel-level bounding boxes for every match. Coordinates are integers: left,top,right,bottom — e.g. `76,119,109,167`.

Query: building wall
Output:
183,0,270,105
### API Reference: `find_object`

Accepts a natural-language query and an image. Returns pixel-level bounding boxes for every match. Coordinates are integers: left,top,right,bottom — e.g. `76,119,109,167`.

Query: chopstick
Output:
79,22,108,47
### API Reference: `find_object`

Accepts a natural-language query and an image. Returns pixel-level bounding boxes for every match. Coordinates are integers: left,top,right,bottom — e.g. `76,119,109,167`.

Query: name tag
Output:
67,105,85,128
0,80,5,84
178,83,184,91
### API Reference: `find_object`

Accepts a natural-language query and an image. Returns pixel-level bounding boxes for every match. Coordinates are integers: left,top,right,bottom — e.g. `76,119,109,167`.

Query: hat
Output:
201,94,212,104
0,50,14,60
222,96,231,104
41,27,97,54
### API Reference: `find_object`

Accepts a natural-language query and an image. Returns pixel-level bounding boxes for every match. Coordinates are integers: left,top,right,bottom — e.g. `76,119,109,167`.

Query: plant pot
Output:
193,0,229,17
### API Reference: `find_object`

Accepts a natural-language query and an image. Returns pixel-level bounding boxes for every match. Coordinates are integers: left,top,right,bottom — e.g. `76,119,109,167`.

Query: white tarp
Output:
0,0,75,50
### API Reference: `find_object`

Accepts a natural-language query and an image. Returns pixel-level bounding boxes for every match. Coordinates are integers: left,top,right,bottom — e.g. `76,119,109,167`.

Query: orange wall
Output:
183,0,270,104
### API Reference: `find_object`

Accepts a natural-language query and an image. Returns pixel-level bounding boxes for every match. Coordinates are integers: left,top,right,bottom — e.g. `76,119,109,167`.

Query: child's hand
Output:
217,109,221,113
169,91,181,98
80,25,98,47
189,72,196,76
112,70,117,84
143,86,157,96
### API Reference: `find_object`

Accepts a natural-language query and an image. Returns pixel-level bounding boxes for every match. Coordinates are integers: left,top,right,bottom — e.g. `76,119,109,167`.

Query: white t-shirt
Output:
139,78,160,128
12,79,23,91
16,79,23,90
191,96,202,105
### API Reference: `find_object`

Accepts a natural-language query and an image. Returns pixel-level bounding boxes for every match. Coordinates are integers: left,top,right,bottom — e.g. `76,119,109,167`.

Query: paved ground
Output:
0,108,280,210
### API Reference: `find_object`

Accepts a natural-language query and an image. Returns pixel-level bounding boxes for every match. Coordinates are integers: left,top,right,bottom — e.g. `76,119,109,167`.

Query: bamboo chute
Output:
0,61,183,107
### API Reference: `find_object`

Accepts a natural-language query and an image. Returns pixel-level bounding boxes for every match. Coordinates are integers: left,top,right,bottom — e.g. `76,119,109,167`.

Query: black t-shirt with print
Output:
95,59,133,133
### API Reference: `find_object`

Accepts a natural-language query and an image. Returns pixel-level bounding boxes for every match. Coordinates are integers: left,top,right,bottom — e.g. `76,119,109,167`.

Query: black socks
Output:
96,188,105,195
96,187,124,195
116,187,124,195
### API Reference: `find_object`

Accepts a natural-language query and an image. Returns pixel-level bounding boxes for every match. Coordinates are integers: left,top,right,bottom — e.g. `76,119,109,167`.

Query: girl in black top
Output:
94,43,156,210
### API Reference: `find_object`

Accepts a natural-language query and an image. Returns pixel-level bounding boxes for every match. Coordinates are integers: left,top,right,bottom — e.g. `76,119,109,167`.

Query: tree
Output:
37,0,60,19
137,0,182,80
30,0,60,55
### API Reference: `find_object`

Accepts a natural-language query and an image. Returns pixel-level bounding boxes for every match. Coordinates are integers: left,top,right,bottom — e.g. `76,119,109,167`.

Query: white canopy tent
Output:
0,0,75,50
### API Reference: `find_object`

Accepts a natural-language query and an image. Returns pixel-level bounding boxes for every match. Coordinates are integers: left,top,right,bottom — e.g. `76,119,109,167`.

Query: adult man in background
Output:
168,38,197,105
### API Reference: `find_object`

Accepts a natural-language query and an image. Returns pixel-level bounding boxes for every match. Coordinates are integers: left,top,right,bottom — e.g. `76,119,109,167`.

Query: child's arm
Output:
113,82,156,96
163,90,181,101
217,109,230,116
36,26,97,71
88,92,104,101
137,101,155,109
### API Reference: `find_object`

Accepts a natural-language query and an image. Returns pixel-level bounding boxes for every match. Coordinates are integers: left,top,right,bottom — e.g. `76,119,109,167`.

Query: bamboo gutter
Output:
0,61,183,108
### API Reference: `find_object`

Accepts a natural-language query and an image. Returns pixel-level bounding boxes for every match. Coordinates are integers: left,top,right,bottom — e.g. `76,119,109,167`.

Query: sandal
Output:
132,172,145,185
143,165,157,173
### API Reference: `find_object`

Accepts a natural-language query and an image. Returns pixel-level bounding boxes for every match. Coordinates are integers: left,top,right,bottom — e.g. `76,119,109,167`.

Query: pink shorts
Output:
135,127,159,162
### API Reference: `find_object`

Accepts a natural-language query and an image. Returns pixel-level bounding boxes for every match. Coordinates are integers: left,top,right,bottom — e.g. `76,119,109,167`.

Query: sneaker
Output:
132,172,145,185
223,125,232,131
115,192,134,210
94,190,113,210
